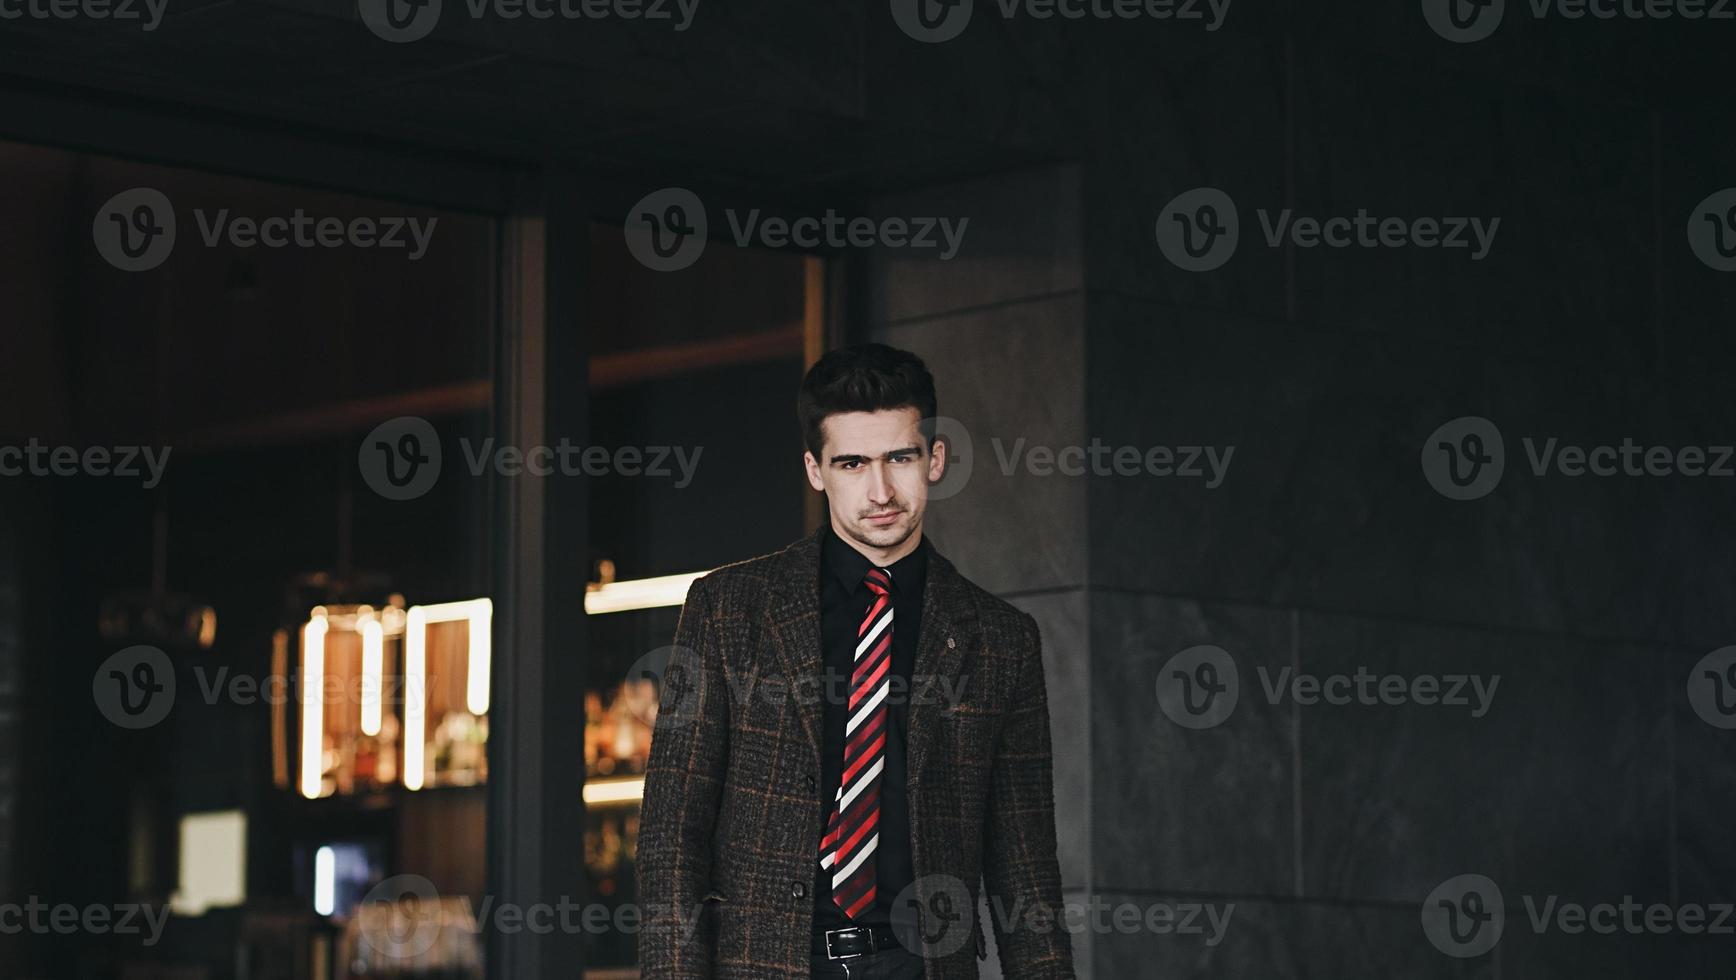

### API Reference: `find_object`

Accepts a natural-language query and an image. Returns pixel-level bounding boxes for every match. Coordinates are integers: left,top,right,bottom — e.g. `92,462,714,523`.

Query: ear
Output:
927,437,947,484
804,451,826,492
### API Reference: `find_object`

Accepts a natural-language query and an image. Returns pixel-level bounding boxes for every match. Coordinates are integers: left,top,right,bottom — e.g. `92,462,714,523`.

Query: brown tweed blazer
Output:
637,526,1075,979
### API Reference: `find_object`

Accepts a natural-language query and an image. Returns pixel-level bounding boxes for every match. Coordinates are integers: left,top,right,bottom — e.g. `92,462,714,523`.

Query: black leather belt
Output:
814,923,901,959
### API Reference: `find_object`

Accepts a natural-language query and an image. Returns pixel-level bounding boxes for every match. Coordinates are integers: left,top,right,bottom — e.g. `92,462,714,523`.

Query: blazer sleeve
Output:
636,573,729,980
981,611,1076,979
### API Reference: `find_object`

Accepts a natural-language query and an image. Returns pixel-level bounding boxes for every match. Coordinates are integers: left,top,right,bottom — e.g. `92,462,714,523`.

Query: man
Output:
638,343,1074,979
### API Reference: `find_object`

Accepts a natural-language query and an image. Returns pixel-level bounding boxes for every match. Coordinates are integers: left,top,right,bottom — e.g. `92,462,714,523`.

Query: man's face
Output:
804,407,947,557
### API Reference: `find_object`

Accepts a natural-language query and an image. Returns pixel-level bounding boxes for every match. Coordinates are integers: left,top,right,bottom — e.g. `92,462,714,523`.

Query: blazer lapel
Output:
766,525,826,767
905,542,980,784
765,528,980,776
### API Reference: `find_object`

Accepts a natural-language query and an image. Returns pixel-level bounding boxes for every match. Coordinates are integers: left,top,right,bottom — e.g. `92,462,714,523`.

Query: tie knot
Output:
864,566,892,595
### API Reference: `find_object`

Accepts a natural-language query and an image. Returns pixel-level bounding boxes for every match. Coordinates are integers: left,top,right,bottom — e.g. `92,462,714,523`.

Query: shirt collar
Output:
821,522,929,597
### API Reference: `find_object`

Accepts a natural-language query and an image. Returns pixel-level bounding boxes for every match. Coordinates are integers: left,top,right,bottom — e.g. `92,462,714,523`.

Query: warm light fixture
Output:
403,598,492,791
359,614,384,737
299,612,329,800
583,775,646,806
585,572,703,615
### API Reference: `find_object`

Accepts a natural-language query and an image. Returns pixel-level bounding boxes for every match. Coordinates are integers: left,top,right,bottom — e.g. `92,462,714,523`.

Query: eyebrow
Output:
827,444,925,466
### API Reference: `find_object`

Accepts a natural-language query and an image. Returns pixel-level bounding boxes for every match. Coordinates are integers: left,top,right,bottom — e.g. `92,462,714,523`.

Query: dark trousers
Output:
808,945,927,979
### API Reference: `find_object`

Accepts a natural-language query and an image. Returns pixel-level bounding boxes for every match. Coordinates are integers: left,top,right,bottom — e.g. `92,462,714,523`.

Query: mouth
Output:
864,511,902,526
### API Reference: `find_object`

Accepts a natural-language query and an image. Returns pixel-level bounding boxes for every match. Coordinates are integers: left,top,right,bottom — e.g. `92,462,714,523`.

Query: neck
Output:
830,517,922,567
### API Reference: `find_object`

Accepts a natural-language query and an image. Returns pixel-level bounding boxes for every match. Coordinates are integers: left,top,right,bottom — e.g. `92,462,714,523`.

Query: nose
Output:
866,462,895,504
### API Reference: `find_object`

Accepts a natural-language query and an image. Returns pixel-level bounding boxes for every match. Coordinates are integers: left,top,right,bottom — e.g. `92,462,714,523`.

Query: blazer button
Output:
791,882,807,900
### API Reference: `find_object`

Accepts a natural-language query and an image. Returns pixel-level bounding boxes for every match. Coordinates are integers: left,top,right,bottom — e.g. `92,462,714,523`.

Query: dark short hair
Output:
797,343,938,458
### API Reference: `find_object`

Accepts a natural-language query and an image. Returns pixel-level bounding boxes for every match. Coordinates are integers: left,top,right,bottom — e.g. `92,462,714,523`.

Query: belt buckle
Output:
824,926,866,960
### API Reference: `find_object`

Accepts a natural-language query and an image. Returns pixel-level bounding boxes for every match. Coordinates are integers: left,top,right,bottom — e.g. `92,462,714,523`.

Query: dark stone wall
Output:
861,12,1736,977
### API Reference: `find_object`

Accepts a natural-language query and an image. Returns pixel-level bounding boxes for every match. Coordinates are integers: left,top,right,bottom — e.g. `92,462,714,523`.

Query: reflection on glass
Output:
404,599,493,791
297,604,406,799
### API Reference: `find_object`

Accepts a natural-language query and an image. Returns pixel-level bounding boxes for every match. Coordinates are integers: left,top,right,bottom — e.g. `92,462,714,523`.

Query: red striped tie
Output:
818,565,894,920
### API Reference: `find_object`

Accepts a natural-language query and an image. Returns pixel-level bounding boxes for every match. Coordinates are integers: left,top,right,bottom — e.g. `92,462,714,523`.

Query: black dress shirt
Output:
812,524,928,933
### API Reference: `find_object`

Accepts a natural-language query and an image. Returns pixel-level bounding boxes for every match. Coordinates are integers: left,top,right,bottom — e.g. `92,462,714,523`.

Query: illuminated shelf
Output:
583,776,645,807
585,572,704,615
